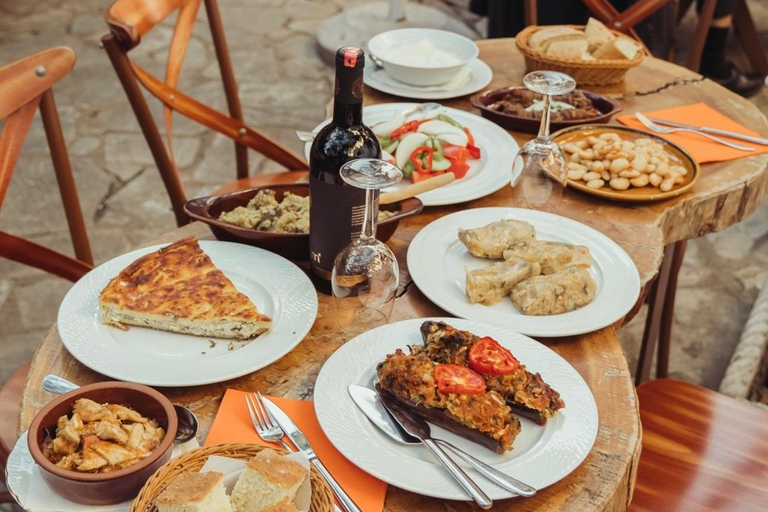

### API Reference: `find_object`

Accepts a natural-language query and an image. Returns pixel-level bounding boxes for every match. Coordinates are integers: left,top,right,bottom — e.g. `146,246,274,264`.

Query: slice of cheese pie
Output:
99,237,272,340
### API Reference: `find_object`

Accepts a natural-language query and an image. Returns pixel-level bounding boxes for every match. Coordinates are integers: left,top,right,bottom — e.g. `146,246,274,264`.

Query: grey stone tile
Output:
0,330,49,389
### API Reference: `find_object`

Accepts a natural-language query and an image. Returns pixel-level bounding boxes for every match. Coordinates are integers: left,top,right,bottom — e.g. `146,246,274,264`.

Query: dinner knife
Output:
647,117,768,145
261,397,361,512
349,385,536,497
376,387,493,509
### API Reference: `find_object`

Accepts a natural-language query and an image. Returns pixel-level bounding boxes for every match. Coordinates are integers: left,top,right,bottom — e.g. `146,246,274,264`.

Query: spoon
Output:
349,384,536,497
295,102,443,142
42,374,199,445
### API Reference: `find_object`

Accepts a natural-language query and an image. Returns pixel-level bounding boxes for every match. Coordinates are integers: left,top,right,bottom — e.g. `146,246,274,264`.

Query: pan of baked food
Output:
470,87,621,134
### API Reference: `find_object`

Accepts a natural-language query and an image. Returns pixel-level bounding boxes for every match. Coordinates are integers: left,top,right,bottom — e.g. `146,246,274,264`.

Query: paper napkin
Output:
205,389,387,512
6,432,199,512
617,102,768,164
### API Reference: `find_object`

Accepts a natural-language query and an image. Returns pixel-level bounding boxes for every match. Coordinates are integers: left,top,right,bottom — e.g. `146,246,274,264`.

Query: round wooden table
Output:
17,40,768,512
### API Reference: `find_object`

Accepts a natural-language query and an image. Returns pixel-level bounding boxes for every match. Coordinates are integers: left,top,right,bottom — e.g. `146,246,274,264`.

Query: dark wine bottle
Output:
309,47,381,289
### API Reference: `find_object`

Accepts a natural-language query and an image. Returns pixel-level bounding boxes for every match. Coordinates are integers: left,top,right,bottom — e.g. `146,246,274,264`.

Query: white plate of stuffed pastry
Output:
407,207,640,337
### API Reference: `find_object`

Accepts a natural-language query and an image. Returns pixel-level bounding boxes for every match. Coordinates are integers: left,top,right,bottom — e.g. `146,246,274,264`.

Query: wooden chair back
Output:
523,0,676,51
0,47,93,282
102,0,307,226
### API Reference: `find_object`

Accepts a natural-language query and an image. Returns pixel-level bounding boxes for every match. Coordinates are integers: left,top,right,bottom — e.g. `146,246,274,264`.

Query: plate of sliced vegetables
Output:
304,103,520,206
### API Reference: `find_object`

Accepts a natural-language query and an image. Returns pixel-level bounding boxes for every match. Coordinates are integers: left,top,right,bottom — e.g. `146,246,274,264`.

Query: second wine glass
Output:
332,158,402,335
513,71,576,205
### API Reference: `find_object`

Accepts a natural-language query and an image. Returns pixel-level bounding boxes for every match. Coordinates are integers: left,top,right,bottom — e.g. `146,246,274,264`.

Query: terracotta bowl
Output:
184,184,424,261
28,382,178,505
470,87,622,134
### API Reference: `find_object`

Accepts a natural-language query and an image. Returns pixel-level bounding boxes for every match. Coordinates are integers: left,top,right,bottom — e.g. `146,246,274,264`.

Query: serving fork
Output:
635,111,754,151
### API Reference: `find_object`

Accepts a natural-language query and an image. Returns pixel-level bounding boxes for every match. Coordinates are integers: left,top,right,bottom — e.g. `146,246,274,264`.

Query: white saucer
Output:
364,58,493,100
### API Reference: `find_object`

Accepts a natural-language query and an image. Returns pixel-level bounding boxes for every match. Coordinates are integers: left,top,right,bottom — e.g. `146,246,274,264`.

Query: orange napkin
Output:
617,102,768,164
206,389,387,512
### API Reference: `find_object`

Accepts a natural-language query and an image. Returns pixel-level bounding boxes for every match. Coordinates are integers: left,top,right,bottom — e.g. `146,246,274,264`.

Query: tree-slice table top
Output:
18,40,768,512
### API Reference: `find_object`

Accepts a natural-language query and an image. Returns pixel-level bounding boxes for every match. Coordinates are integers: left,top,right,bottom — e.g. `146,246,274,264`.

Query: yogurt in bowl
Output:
368,28,479,87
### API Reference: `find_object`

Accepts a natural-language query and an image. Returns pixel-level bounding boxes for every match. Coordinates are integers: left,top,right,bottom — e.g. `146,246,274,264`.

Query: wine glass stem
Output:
361,188,378,242
537,94,552,140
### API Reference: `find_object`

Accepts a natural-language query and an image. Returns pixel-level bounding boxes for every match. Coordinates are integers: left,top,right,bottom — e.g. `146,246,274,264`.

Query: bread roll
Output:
546,38,589,60
230,449,308,512
157,472,233,512
528,26,584,53
584,17,615,51
592,38,641,60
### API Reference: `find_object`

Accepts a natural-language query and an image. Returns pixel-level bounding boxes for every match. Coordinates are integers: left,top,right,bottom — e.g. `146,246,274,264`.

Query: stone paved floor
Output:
0,0,766,404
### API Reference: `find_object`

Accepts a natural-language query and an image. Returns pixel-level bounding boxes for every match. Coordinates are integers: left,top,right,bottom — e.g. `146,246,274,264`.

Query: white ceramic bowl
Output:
367,28,479,87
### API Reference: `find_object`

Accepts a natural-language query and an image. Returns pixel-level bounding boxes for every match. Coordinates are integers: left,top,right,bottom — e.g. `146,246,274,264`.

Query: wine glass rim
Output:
339,158,403,190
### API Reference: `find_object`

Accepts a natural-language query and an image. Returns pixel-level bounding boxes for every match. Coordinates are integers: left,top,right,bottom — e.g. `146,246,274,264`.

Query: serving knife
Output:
261,397,361,512
375,387,493,509
349,385,536,497
647,117,768,145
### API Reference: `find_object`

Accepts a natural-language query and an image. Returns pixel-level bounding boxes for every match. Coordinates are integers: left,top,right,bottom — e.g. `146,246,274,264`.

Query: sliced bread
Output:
592,38,641,60
156,472,233,512
528,26,584,53
545,38,589,60
584,17,615,51
230,449,308,512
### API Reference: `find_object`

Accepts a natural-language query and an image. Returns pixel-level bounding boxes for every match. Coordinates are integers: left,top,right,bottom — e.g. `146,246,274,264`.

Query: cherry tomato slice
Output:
468,337,520,376
433,364,486,395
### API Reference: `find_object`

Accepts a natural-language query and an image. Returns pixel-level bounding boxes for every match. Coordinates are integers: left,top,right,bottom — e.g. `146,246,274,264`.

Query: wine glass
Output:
513,71,576,205
332,158,402,334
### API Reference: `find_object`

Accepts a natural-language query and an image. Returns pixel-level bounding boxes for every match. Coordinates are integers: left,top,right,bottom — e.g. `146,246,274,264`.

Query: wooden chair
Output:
0,47,93,282
678,0,768,75
101,0,307,227
629,378,768,511
0,46,95,506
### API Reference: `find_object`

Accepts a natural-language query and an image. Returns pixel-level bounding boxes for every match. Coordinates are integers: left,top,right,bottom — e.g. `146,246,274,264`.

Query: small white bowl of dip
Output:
368,28,479,87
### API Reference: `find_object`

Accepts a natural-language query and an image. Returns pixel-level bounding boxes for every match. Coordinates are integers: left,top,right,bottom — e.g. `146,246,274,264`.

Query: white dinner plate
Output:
407,208,641,337
304,103,520,206
314,317,598,500
364,58,493,100
57,241,317,386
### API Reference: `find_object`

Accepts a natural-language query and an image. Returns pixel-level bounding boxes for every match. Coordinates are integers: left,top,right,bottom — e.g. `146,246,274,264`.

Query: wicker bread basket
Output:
131,443,335,512
515,25,644,85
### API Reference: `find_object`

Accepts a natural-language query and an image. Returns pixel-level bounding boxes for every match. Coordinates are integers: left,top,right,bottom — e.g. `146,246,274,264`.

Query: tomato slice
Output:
467,143,481,159
468,337,520,376
443,144,470,162
448,161,470,179
433,364,486,395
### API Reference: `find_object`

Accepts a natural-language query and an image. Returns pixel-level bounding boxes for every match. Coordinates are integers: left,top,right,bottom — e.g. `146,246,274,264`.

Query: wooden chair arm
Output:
613,0,675,31
132,62,307,170
0,47,75,119
106,0,188,50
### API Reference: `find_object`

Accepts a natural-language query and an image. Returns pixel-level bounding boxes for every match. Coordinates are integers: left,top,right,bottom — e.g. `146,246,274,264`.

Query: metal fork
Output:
245,392,291,450
246,394,345,512
635,111,754,151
